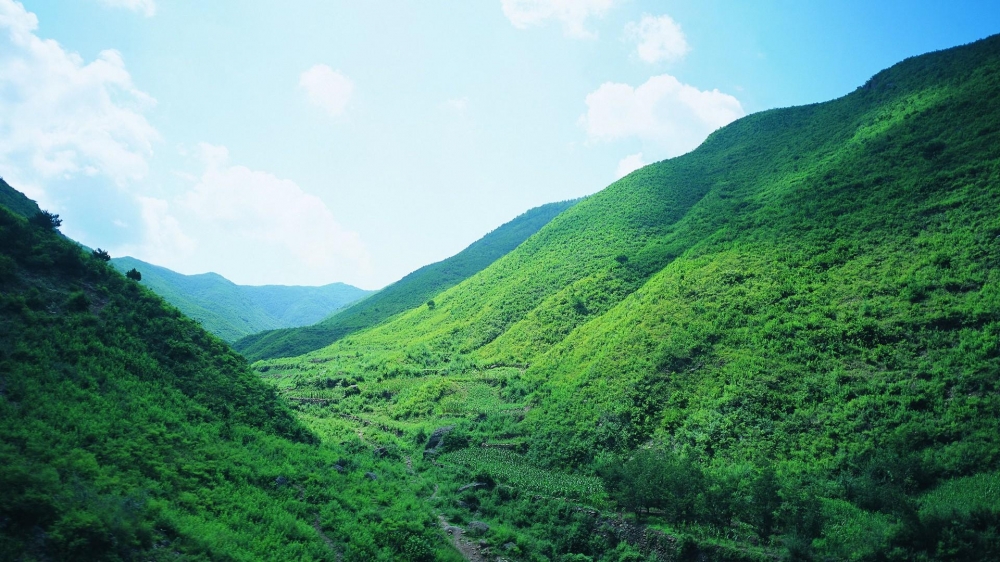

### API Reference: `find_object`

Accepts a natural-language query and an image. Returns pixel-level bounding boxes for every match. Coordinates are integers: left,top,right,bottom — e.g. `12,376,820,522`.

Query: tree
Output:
426,300,436,309
91,248,111,262
597,447,704,521
29,210,62,230
126,268,142,281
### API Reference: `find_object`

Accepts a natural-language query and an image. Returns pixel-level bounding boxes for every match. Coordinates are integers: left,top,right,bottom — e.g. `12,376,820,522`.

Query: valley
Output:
2,32,1000,562
253,34,1000,560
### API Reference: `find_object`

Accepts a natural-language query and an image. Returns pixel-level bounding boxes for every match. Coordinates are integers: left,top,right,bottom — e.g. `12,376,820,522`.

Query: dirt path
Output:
313,515,342,561
438,515,488,562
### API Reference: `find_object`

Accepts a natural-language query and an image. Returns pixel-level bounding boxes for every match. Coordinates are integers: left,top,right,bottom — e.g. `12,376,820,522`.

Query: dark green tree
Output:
91,248,111,262
28,210,62,230
597,448,704,521
125,268,142,281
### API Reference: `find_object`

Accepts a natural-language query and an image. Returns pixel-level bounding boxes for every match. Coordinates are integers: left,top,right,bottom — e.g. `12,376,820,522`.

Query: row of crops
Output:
441,448,606,503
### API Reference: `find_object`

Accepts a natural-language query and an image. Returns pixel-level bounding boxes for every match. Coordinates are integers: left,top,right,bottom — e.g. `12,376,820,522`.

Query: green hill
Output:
234,199,579,361
0,177,41,218
109,256,372,343
0,193,459,560
259,36,1000,560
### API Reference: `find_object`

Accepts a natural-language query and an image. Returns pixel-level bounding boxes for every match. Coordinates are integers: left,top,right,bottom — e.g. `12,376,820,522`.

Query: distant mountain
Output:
110,256,372,343
233,198,580,361
0,180,369,344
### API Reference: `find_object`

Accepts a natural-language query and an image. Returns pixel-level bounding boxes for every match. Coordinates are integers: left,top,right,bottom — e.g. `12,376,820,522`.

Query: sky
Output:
1,1,998,289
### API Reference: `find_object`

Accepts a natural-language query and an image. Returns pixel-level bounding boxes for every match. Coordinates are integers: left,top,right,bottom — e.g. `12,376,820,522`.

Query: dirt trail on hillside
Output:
439,515,488,562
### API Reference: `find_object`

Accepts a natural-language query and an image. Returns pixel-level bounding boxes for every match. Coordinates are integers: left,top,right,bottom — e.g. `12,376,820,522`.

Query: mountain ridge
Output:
2,33,999,561
258,33,1000,560
235,198,579,361
110,255,372,343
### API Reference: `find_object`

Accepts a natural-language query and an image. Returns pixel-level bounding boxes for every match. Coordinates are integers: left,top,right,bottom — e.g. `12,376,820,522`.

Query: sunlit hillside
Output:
259,35,1000,560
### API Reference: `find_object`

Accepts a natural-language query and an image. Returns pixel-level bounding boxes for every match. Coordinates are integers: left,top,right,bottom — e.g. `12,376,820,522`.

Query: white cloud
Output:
134,195,196,263
580,74,744,157
97,0,156,17
615,152,645,179
299,64,354,117
625,14,689,63
0,0,158,188
501,0,616,39
445,97,469,114
121,144,371,286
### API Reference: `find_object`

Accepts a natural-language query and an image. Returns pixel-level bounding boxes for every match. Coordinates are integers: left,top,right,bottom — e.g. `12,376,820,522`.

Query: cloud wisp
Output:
625,14,689,63
299,64,355,117
580,74,744,158
0,0,159,190
501,0,616,39
123,144,372,287
615,152,645,179
97,0,156,17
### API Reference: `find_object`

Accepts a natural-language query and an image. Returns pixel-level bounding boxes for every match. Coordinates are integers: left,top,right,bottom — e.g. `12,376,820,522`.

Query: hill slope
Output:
235,199,579,361
0,177,41,218
110,256,371,343
0,198,458,560
261,35,1000,560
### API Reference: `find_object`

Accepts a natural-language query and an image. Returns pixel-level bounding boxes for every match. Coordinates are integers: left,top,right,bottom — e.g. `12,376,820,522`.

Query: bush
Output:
66,291,90,312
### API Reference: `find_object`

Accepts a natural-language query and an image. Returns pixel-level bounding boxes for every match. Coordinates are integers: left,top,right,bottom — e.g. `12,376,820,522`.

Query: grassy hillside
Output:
0,202,459,560
110,256,371,343
235,199,579,361
259,36,1000,560
0,177,41,218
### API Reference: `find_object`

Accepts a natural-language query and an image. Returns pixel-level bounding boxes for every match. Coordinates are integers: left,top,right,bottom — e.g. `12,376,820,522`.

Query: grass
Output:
256,34,1000,561
440,448,606,502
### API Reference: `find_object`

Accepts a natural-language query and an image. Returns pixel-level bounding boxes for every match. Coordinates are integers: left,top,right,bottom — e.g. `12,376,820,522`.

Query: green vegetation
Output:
28,210,62,230
234,199,579,361
110,256,372,343
257,35,1000,560
0,203,460,560
0,177,41,218
443,448,605,500
5,34,1000,562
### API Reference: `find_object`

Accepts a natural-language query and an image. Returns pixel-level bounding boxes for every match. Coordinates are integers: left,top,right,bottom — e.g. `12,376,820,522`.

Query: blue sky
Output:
1,0,998,288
